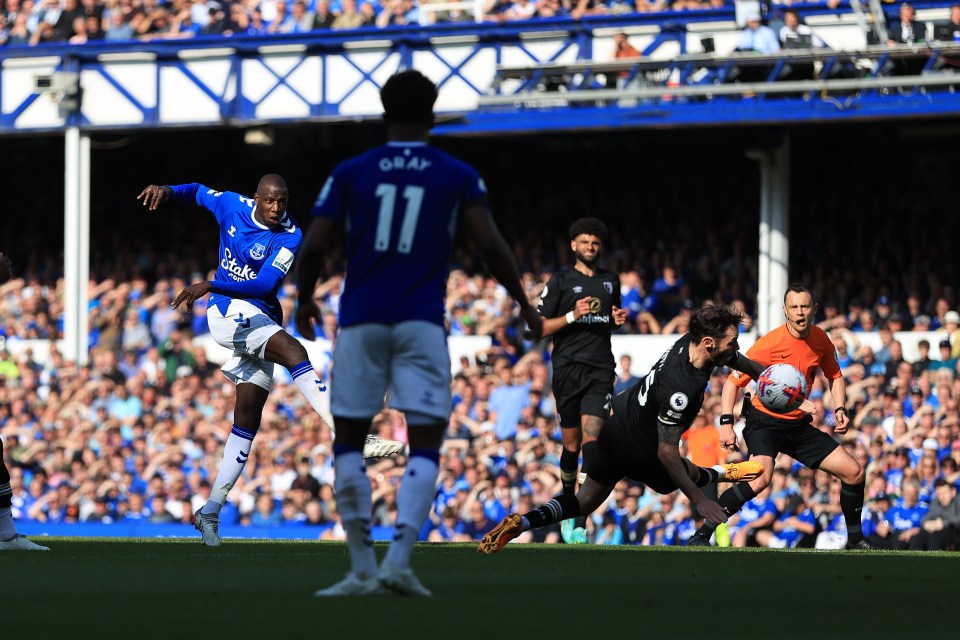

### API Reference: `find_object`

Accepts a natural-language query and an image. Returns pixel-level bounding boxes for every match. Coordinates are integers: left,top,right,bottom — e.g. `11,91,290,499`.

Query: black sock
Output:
560,448,579,495
580,440,598,475
524,494,581,529
841,481,866,544
697,483,757,533
574,440,598,528
695,466,720,487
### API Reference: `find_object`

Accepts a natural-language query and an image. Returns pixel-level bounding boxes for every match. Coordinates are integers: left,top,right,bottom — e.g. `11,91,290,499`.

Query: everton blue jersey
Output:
775,507,817,547
312,142,487,328
884,503,927,532
738,496,777,526
170,184,301,325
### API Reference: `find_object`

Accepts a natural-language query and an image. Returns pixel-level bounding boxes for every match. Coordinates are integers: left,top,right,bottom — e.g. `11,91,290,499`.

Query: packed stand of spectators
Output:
3,130,960,546
0,0,804,48
4,0,960,70
3,253,960,547
4,268,960,549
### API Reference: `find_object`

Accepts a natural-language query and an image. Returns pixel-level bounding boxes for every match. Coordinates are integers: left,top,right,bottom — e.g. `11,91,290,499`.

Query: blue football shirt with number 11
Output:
312,141,487,328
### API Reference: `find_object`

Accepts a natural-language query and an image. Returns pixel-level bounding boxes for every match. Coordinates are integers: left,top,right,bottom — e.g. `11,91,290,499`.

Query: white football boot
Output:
363,435,405,460
315,573,384,597
0,534,50,551
194,509,222,547
378,561,432,597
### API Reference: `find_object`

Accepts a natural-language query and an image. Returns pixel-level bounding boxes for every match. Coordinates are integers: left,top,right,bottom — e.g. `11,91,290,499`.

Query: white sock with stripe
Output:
202,425,256,516
383,452,439,570
333,449,378,579
289,361,335,431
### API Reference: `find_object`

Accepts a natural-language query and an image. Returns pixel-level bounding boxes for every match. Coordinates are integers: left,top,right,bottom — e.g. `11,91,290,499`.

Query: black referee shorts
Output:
588,411,678,495
552,364,614,430
743,410,839,469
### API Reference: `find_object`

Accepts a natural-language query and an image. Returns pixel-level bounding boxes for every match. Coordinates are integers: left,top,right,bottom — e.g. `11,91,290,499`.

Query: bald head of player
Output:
253,174,289,227
380,70,437,140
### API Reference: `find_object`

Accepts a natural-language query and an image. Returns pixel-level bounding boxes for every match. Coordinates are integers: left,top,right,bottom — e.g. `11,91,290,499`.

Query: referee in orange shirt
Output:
687,284,869,549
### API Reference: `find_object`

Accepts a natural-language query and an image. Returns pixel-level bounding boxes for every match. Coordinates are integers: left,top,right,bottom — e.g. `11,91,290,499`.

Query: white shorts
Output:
331,321,451,425
207,299,283,391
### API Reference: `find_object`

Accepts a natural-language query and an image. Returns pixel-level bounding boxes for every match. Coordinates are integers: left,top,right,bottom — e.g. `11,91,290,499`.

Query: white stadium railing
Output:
1,330,949,378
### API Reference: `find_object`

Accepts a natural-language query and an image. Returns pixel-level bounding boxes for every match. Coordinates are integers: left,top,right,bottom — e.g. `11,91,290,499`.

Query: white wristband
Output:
565,310,576,325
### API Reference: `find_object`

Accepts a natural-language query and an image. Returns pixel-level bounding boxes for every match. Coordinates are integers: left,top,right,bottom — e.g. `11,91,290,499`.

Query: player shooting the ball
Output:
686,283,870,549
137,175,404,548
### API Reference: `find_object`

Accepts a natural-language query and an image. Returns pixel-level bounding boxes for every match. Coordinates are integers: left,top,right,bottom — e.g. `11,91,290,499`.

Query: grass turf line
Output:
3,538,957,638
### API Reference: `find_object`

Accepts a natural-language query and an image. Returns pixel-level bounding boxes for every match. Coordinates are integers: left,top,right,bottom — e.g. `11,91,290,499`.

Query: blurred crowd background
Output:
2,122,959,550
0,0,803,48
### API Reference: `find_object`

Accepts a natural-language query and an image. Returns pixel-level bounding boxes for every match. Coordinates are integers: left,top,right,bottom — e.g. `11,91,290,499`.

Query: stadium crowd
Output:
0,0,718,46
0,0,865,47
2,128,960,549
3,221,960,550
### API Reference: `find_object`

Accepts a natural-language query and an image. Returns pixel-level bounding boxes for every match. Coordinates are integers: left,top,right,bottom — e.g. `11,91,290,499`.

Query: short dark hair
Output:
380,70,437,124
689,303,743,344
784,283,815,304
568,217,608,243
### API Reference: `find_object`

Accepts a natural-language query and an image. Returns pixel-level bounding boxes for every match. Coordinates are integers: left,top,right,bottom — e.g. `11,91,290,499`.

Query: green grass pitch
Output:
3,538,956,639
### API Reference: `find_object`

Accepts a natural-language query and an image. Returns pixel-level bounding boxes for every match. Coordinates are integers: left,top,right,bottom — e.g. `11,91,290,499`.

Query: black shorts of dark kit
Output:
587,411,679,494
743,410,839,469
552,364,614,430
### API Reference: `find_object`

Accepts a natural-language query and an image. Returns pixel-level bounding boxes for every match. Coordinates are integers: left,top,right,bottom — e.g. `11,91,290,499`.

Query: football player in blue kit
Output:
296,70,542,596
137,174,404,548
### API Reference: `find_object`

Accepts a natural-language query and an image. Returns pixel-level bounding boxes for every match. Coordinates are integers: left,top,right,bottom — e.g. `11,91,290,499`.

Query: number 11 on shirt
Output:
375,183,425,254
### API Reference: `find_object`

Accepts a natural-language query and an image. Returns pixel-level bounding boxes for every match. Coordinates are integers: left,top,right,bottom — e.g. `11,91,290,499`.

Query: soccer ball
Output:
756,363,807,413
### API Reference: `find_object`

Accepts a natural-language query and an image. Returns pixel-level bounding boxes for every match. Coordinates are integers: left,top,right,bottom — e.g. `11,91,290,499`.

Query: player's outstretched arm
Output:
729,352,766,379
172,281,212,311
827,374,849,434
719,376,742,451
295,216,336,341
656,424,727,525
462,204,542,339
538,295,592,339
137,184,172,210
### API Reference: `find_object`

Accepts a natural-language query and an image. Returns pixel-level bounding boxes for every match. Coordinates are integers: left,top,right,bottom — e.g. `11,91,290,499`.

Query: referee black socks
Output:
841,481,866,544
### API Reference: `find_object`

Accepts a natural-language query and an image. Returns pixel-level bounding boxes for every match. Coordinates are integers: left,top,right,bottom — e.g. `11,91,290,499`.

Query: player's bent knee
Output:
265,331,308,366
287,338,310,362
846,465,866,484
